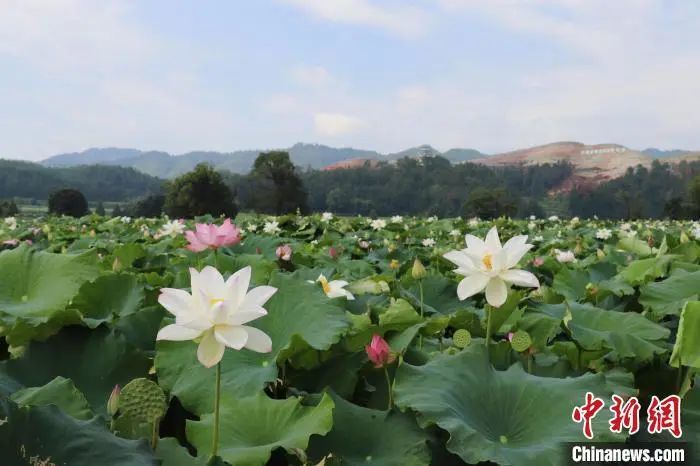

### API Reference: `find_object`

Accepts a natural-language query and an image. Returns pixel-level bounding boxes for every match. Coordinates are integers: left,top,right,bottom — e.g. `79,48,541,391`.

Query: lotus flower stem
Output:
418,280,424,349
384,366,393,410
527,354,533,374
211,362,222,460
484,306,492,348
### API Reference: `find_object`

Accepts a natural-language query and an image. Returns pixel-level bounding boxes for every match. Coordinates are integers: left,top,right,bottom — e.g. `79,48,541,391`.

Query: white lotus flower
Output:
321,212,334,222
156,266,276,368
443,226,539,307
554,249,576,263
4,217,17,231
370,219,386,230
391,215,403,223
159,219,185,238
450,229,461,237
263,220,280,234
422,238,436,247
316,274,355,300
595,228,612,240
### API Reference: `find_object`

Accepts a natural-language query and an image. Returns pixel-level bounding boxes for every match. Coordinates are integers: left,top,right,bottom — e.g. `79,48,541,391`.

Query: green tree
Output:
127,194,165,218
48,188,88,217
0,200,19,216
164,164,237,218
689,175,700,217
462,187,516,219
248,151,308,215
95,202,106,216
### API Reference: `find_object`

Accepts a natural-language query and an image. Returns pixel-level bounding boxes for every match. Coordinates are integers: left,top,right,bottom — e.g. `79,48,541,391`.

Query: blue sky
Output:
1,0,699,160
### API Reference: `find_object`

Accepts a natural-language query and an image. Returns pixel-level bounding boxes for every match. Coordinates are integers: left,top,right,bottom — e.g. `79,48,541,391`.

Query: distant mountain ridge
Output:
42,141,700,184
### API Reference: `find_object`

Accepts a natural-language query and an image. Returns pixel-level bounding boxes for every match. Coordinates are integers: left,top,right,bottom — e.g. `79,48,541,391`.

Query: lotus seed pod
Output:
452,329,471,349
118,378,167,423
509,330,532,353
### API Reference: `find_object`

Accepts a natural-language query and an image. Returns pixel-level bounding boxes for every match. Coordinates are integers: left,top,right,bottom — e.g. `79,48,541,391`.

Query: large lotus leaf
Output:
535,302,669,362
400,275,463,315
639,270,700,318
10,376,93,420
617,256,673,285
0,326,150,414
70,273,145,327
156,437,227,466
670,301,700,369
0,396,157,466
155,340,277,415
186,392,334,465
156,271,349,415
0,245,100,345
308,394,430,466
394,346,627,466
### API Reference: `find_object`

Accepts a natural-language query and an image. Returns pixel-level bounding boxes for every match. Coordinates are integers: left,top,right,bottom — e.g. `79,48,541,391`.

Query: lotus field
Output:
1,213,700,465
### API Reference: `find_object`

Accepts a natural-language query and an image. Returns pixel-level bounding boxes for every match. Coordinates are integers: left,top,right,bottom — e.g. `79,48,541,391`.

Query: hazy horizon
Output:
2,1,700,161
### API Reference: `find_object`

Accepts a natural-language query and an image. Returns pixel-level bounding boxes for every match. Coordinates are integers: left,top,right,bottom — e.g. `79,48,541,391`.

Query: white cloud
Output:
278,0,429,37
314,113,365,136
290,65,334,87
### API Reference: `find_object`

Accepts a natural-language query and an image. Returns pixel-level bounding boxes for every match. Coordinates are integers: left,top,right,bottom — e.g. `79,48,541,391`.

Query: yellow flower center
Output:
482,253,493,270
319,276,331,294
209,297,225,306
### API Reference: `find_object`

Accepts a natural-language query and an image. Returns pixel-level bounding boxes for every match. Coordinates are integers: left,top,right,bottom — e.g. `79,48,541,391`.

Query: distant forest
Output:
2,156,700,219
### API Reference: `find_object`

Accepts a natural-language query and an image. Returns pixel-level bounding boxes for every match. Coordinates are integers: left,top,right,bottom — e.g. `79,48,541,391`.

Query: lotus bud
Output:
328,246,338,260
275,244,292,261
680,231,690,244
412,258,426,280
389,259,400,270
365,334,396,368
112,257,122,272
596,248,606,259
107,384,121,417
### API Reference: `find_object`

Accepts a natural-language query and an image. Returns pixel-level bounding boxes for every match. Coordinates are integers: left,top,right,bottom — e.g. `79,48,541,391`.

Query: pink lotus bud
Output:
532,257,545,267
365,334,396,368
107,384,121,417
276,244,292,261
506,332,514,342
185,219,241,252
328,246,338,260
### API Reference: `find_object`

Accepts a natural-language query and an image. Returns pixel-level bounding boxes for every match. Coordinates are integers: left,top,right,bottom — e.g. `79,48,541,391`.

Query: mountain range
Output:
41,141,700,186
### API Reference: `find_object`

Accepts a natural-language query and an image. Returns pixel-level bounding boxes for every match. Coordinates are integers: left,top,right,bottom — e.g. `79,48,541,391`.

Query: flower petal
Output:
456,273,489,300
443,250,476,271
464,234,487,257
156,324,203,341
241,326,273,353
214,325,248,350
485,277,508,307
484,226,502,251
228,306,268,325
226,266,252,305
503,240,533,268
158,288,193,318
500,269,540,288
241,285,277,308
197,266,227,298
197,330,225,368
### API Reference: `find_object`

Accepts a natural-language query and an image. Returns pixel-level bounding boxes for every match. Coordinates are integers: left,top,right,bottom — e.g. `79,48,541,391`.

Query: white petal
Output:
156,324,203,341
241,285,277,308
229,305,267,325
158,288,193,318
456,273,489,300
503,241,533,268
197,330,226,368
241,326,273,353
226,266,251,305
443,250,476,271
464,234,487,256
214,325,248,350
500,269,540,288
331,280,349,288
485,227,502,251
485,277,508,307
198,266,227,297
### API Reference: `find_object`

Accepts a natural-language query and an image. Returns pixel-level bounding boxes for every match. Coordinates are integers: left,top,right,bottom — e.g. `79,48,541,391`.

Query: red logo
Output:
572,392,605,439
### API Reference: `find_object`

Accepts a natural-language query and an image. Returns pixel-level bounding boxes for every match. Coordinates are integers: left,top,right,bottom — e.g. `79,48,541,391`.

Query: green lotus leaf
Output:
10,376,93,420
400,275,463,315
535,302,669,362
0,396,157,466
617,256,673,285
0,326,151,415
394,346,627,466
156,437,226,466
378,298,422,330
186,392,334,465
670,301,700,369
682,377,700,443
639,270,700,318
308,394,430,466
0,245,99,345
70,273,145,327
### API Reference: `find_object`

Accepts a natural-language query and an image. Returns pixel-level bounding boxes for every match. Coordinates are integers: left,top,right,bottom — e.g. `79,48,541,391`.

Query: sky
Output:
1,0,700,161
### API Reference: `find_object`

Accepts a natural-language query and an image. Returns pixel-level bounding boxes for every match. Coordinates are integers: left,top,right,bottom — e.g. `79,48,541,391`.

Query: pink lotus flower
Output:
328,246,338,260
276,244,292,261
532,257,545,267
365,334,395,368
185,219,241,252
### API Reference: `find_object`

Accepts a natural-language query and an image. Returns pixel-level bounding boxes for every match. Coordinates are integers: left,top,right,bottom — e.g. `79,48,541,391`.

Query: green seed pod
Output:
452,329,471,349
510,330,532,353
118,378,167,424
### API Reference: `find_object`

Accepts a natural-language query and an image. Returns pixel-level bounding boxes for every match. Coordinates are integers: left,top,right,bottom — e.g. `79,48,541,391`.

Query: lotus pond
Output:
0,213,699,465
